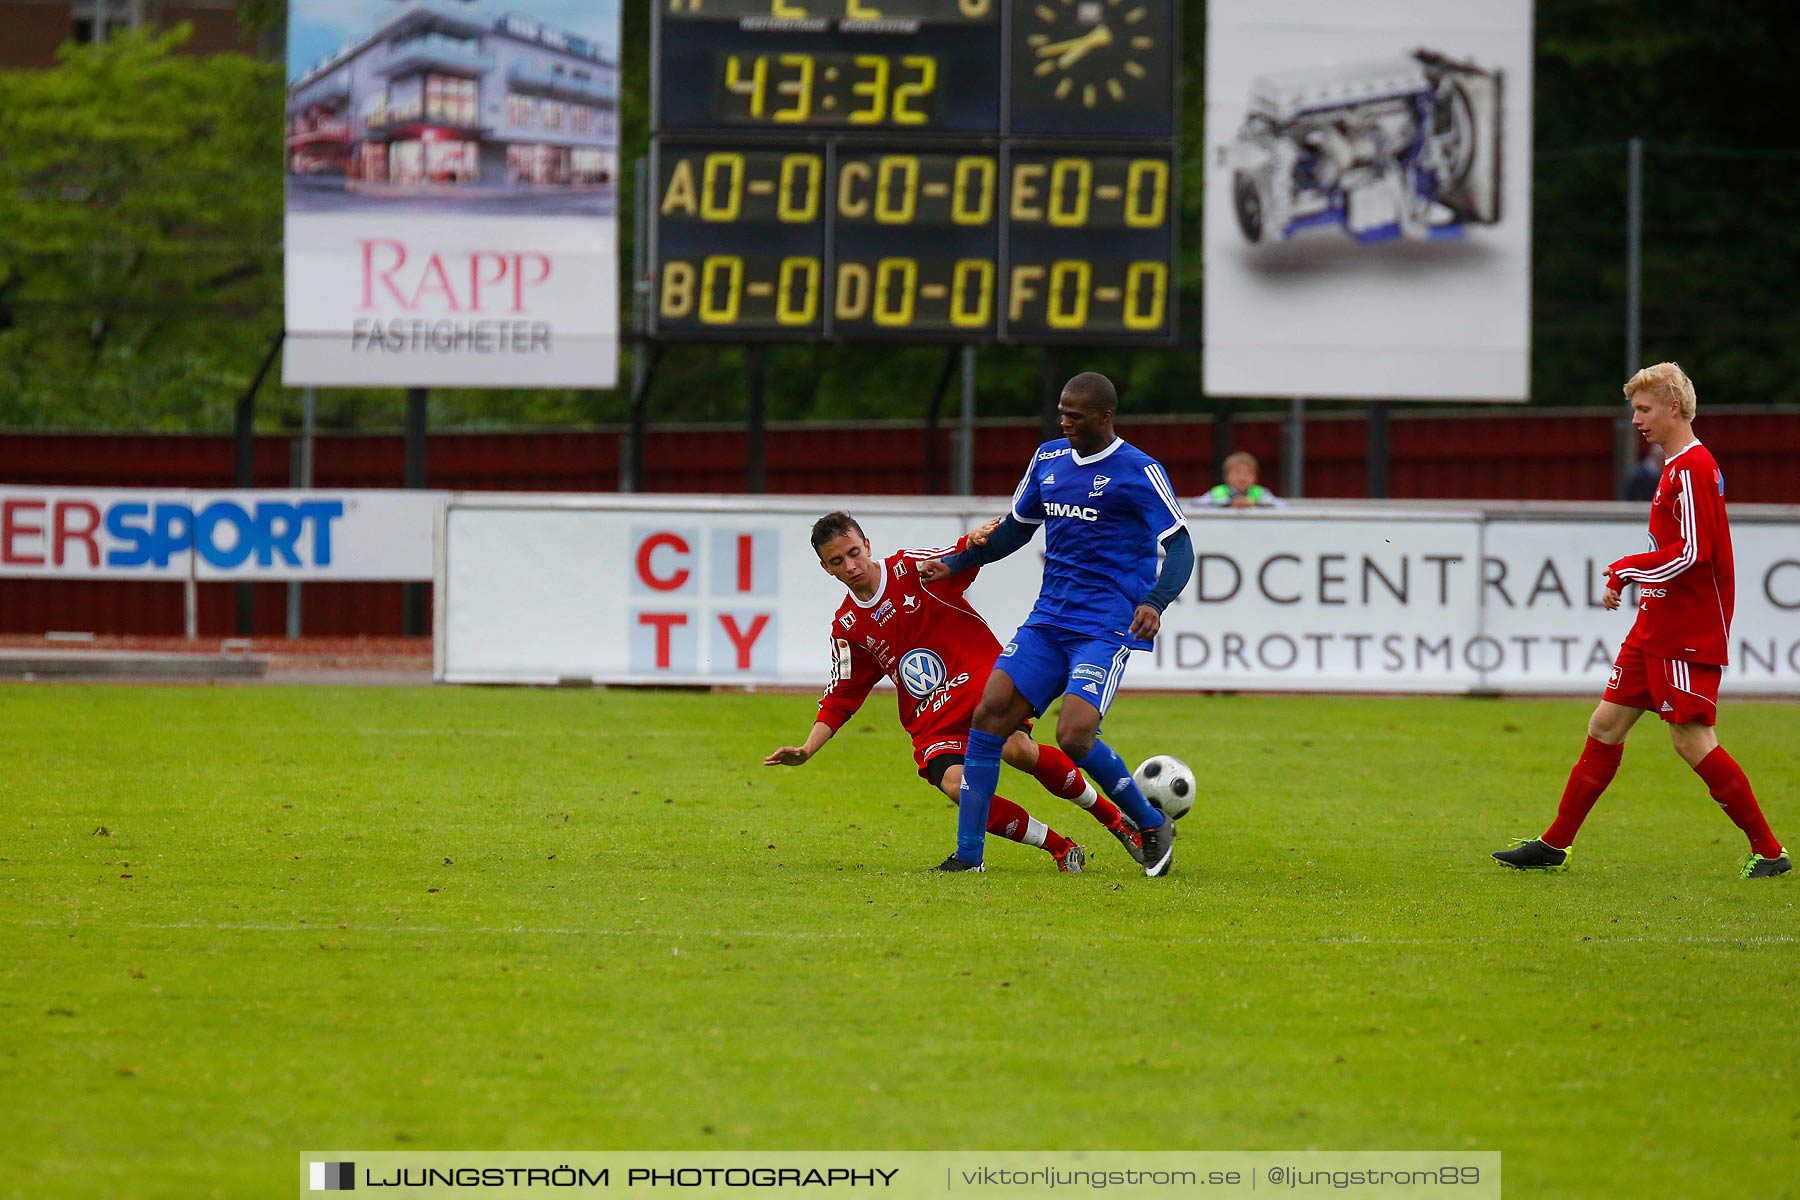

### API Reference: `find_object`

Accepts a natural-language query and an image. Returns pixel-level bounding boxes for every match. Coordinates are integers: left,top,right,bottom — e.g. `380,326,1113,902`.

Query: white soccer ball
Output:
1133,755,1196,821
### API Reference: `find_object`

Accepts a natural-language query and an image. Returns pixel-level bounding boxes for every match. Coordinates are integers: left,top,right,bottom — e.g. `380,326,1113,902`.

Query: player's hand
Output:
763,746,810,766
917,558,950,583
967,515,1003,546
1129,603,1162,641
1602,586,1622,611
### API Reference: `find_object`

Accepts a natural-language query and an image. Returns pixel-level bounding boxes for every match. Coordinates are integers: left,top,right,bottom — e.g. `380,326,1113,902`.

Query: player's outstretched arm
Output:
919,513,1037,583
764,721,836,767
1130,527,1196,640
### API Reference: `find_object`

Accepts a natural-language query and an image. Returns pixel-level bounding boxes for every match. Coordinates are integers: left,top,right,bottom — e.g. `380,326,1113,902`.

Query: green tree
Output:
0,26,285,429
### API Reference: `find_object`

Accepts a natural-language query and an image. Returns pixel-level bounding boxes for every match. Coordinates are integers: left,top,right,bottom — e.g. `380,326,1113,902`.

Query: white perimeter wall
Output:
437,495,1800,696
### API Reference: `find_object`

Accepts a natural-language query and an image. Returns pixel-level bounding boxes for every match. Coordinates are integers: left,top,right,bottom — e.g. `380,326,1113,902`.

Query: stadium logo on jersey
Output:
1088,474,1110,498
898,648,949,698
1038,447,1072,461
901,593,919,611
1044,501,1099,522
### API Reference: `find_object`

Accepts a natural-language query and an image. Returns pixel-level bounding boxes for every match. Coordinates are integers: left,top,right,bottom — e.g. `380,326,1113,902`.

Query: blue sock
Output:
956,729,1006,864
1076,740,1164,830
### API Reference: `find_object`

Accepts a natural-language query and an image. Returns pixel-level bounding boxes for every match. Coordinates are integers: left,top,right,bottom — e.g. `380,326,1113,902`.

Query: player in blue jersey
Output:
919,372,1196,877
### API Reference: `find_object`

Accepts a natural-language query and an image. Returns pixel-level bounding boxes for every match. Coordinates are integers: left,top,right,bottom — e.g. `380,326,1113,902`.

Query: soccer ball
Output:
1133,755,1196,821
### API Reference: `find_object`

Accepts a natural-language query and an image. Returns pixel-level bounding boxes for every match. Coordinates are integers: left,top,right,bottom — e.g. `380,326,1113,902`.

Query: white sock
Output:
1023,817,1048,848
1068,782,1099,809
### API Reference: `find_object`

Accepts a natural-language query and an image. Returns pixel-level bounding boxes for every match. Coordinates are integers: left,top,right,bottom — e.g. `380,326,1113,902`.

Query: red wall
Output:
2,408,1795,637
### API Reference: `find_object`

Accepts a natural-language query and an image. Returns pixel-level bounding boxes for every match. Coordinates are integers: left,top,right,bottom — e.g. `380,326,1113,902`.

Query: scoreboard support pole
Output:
955,345,977,496
745,344,768,494
1039,349,1063,440
922,345,961,494
1281,397,1306,499
621,341,663,494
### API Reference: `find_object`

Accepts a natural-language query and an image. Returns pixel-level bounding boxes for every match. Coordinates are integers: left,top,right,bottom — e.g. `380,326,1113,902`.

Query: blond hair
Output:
1222,451,1259,472
1625,362,1697,421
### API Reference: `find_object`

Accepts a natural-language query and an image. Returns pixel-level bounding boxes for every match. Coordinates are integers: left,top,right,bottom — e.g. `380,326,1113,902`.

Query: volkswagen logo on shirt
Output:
898,648,949,698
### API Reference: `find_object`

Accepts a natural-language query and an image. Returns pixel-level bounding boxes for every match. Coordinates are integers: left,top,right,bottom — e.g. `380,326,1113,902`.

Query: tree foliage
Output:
0,27,284,429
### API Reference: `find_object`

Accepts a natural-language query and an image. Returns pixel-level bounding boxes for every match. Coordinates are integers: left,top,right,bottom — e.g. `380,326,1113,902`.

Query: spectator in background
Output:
1625,443,1666,502
1200,451,1284,508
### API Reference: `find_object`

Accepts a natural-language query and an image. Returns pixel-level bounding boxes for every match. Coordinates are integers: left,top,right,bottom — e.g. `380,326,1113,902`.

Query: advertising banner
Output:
438,498,1800,696
1202,0,1533,400
283,0,620,387
0,488,442,581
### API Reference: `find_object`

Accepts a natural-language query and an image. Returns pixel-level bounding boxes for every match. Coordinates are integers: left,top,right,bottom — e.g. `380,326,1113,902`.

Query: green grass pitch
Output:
2,684,1796,1198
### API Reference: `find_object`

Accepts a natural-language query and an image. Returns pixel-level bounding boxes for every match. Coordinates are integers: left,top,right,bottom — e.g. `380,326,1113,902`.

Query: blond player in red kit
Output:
1494,363,1788,879
765,511,1146,873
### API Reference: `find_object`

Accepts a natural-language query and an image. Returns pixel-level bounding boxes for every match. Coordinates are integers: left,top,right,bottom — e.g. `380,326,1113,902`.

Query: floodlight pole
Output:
1282,397,1305,499
954,345,976,496
1617,136,1645,498
233,328,285,636
1366,402,1391,499
286,386,316,639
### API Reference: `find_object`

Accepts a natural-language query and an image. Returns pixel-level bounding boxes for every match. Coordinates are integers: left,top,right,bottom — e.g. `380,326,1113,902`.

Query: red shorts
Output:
912,717,1036,779
1605,643,1720,726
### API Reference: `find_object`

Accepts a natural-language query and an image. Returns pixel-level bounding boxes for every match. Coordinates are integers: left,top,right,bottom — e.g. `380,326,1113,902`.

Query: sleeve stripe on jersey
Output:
1142,463,1187,540
899,546,958,560
1618,472,1698,583
1011,463,1046,525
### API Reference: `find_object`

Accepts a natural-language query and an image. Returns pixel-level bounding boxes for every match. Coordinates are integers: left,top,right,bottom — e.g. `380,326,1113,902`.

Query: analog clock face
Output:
1013,0,1170,114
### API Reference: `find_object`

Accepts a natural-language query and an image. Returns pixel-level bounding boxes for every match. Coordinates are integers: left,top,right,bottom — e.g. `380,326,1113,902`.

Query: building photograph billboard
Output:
1202,0,1533,401
283,0,620,387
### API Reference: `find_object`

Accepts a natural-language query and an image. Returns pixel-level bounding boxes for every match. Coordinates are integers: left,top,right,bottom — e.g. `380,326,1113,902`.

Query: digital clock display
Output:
651,3,1178,343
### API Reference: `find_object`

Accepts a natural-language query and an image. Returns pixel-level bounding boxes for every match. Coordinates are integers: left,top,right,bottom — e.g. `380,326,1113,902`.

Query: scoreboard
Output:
649,0,1179,344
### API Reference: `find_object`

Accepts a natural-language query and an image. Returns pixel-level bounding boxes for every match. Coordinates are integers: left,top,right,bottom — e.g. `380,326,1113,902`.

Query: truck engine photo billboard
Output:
1203,0,1532,402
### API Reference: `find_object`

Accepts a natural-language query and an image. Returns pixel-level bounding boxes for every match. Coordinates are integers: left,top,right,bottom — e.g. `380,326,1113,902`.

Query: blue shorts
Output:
995,622,1135,719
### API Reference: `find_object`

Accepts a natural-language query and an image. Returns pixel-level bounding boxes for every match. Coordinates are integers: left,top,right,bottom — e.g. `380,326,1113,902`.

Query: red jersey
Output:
816,539,1002,763
1606,440,1735,665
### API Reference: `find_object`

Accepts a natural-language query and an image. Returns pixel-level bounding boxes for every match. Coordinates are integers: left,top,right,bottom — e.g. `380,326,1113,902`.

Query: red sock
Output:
1030,745,1126,828
1543,736,1624,849
988,794,1071,857
1031,744,1089,799
1694,746,1783,859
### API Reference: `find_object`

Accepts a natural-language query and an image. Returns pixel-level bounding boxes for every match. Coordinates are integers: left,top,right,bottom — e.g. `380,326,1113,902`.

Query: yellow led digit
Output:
722,54,767,119
1122,261,1167,331
892,56,936,126
1125,159,1169,229
699,153,743,222
873,257,917,327
950,258,994,328
874,155,919,224
1047,259,1090,329
1048,158,1092,228
660,261,696,318
956,0,991,15
952,156,995,225
770,0,806,16
699,255,743,324
845,0,882,16
849,55,889,125
835,263,871,320
772,53,814,123
779,154,821,222
777,256,820,325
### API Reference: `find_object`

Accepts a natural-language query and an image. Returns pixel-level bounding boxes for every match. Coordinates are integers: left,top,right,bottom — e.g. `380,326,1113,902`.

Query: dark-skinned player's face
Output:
1058,391,1113,455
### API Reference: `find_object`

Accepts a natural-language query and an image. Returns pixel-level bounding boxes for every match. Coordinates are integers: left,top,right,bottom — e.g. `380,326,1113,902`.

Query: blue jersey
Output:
1009,437,1186,647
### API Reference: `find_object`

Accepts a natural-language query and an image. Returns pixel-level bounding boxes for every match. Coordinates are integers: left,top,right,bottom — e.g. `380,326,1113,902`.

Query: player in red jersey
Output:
764,511,1146,873
1494,363,1789,878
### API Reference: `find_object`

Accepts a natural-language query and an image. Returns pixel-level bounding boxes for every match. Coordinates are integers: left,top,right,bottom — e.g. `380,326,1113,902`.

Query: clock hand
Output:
1035,24,1114,68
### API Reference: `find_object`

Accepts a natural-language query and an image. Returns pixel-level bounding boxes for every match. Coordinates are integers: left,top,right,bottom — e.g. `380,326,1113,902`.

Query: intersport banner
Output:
437,497,1800,695
283,0,621,387
0,488,441,581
